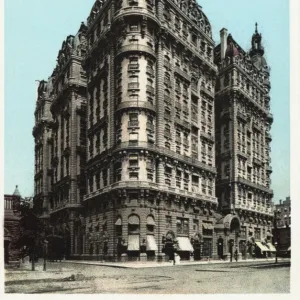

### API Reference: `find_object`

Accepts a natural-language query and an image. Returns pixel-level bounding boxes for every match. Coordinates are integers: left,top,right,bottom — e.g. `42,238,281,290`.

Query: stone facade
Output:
33,1,274,262
33,23,88,258
214,25,274,258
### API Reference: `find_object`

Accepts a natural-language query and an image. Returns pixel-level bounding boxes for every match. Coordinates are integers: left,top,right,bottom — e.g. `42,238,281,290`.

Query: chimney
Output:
220,28,228,61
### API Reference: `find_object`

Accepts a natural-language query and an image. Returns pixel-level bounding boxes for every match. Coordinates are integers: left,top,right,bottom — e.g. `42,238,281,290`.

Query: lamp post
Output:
273,209,280,264
274,241,278,264
43,240,48,271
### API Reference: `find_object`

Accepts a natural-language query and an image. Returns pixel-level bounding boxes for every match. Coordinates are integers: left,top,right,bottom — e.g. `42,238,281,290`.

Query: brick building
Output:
4,186,22,265
274,196,291,228
33,0,274,262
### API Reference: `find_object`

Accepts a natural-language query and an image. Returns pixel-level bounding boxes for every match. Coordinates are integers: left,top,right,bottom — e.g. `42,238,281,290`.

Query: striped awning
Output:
176,237,194,252
128,235,140,251
267,243,276,252
146,235,158,251
255,242,270,252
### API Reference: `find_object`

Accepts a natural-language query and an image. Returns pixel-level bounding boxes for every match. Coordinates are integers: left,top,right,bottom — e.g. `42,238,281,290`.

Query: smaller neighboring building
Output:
275,196,291,228
4,186,22,265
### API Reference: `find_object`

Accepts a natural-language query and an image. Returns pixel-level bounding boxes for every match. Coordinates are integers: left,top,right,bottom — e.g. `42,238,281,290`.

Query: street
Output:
5,260,290,294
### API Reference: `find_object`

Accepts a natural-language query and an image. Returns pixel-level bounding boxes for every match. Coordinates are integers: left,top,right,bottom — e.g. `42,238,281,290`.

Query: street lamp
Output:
274,241,278,264
273,208,280,264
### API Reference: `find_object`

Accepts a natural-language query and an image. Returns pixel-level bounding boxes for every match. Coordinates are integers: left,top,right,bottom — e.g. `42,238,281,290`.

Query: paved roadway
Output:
5,260,290,294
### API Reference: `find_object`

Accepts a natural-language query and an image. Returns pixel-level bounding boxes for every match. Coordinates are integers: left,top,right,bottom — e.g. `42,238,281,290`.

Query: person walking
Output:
234,247,238,262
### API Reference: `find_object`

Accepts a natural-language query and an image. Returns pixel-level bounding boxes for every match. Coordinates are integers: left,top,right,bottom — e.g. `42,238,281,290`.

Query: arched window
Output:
128,214,140,234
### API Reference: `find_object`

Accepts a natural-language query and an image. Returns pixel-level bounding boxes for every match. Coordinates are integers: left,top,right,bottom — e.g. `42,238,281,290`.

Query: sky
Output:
4,0,290,203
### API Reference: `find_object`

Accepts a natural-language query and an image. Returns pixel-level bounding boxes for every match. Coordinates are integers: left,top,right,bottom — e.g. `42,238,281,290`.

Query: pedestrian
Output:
234,247,238,262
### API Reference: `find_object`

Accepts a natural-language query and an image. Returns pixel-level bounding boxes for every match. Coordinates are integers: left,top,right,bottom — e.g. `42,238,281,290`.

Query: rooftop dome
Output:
13,185,21,197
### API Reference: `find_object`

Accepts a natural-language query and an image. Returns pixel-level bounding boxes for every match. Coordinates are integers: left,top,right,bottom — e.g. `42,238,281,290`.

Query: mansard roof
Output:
52,22,87,82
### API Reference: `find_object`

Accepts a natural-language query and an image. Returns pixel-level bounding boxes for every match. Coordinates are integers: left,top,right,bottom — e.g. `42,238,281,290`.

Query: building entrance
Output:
164,242,175,260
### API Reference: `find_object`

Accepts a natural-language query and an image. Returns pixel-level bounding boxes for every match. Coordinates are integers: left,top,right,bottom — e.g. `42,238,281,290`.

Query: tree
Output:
15,200,47,271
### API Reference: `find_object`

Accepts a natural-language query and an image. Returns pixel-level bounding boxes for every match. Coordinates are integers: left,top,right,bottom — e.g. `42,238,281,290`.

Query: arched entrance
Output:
163,231,175,261
223,214,241,258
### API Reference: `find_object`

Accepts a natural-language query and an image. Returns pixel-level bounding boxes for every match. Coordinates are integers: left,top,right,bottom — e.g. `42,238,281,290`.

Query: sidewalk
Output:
58,257,290,269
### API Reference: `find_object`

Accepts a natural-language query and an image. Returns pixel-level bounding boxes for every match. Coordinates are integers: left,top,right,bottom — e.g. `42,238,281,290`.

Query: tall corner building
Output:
83,0,218,262
33,1,274,262
214,25,274,258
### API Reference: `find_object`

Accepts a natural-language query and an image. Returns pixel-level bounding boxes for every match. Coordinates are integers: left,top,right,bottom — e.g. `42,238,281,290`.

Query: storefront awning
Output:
147,216,156,226
115,217,122,226
146,235,158,251
267,243,276,252
202,223,214,230
128,235,140,251
266,231,273,237
255,242,270,252
177,237,194,252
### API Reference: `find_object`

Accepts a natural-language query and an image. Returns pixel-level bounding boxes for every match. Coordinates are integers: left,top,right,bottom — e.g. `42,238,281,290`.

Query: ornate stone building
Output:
33,23,88,258
82,0,218,262
33,1,274,262
214,25,274,259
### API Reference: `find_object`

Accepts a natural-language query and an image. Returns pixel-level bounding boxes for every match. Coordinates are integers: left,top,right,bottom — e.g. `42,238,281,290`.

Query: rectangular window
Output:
129,172,139,180
129,154,139,167
129,133,138,145
166,216,172,229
